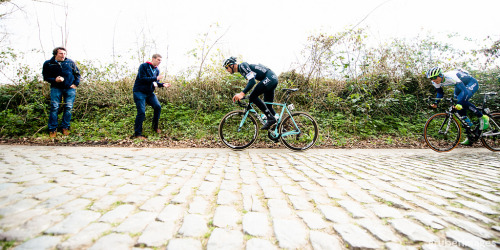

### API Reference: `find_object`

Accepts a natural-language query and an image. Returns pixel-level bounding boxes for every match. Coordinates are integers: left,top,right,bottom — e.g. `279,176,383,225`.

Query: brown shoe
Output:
134,135,147,140
49,131,57,138
62,128,70,136
155,129,161,134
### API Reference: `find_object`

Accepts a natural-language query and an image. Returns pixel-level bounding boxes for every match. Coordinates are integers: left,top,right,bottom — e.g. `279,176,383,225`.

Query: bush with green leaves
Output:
0,32,498,147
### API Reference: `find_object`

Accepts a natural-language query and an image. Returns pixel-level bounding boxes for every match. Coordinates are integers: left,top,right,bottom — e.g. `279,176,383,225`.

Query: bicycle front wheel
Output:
481,113,500,152
423,113,461,152
219,111,258,149
279,112,318,151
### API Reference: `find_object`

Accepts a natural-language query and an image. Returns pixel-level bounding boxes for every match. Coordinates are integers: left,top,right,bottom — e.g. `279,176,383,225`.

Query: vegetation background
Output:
0,28,499,148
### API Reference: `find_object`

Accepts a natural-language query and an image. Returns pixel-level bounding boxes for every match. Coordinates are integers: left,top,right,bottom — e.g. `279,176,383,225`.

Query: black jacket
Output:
133,62,165,94
42,57,80,89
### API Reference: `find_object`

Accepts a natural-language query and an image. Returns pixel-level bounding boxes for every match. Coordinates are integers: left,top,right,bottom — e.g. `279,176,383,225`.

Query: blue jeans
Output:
48,88,76,132
133,91,161,136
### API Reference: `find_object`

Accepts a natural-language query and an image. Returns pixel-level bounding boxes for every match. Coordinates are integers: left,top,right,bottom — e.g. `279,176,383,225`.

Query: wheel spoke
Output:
481,113,500,152
279,112,318,151
219,111,258,149
424,113,461,152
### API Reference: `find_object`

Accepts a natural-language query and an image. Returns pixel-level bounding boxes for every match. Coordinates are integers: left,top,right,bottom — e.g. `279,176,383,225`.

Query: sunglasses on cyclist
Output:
430,76,439,80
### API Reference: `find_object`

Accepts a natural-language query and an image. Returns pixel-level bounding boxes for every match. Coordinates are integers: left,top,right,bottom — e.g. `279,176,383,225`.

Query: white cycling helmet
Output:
426,67,442,79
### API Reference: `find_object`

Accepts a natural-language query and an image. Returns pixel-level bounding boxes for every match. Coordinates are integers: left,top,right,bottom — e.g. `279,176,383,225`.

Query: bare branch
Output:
31,0,66,8
196,25,230,80
0,1,24,19
62,1,69,47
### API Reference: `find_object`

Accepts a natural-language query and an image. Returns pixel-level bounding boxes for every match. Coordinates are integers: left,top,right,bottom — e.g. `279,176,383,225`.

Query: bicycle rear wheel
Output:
481,113,500,152
219,111,258,149
423,113,461,152
279,112,318,151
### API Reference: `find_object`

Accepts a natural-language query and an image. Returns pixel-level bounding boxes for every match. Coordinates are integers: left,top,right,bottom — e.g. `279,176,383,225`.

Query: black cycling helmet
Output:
223,56,237,68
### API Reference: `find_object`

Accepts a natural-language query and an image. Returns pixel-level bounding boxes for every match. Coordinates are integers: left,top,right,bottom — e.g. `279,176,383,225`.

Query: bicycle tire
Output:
219,111,258,149
423,113,461,152
480,112,500,152
279,112,318,151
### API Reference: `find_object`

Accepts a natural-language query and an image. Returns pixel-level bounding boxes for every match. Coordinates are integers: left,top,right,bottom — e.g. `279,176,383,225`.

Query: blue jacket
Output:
42,57,80,89
133,62,165,94
433,70,478,100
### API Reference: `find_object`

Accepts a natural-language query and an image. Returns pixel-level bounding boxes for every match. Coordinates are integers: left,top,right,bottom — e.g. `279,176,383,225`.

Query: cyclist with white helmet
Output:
223,56,279,130
426,67,489,145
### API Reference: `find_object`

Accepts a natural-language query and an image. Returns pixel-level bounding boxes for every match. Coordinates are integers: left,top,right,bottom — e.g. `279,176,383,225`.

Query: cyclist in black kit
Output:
223,56,279,130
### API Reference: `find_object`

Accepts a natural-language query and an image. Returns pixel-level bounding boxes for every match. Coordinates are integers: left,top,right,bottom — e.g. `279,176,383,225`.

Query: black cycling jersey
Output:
238,62,277,94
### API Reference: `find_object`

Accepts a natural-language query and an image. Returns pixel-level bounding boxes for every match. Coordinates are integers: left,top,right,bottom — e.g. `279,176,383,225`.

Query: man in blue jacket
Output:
133,54,171,139
42,47,80,138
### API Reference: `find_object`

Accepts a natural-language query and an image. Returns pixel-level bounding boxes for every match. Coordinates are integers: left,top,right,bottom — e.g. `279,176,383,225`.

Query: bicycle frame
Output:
238,100,301,138
265,101,301,138
446,100,477,139
433,93,499,141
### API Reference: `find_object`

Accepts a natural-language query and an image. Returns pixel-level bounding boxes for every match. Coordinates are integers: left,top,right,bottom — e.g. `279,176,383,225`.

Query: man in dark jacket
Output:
42,47,80,138
223,56,279,130
133,54,171,139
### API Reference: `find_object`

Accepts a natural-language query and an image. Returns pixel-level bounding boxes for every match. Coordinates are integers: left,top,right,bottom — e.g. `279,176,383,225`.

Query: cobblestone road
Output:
0,145,499,250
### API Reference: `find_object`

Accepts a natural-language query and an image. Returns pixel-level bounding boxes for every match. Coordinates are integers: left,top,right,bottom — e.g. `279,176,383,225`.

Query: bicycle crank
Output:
267,125,280,143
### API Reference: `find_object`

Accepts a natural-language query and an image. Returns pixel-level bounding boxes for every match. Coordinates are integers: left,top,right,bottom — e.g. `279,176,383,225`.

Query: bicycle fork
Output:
439,114,454,137
237,110,256,132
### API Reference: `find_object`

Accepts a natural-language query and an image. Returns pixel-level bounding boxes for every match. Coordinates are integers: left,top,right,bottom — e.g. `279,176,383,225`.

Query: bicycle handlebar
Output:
234,96,249,108
427,97,457,103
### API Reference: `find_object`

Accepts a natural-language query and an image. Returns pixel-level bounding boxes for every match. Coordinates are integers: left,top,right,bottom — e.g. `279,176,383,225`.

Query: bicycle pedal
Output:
267,126,280,142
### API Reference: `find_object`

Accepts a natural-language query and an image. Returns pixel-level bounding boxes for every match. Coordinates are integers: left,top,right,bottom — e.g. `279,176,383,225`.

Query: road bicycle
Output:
218,88,318,151
423,92,499,152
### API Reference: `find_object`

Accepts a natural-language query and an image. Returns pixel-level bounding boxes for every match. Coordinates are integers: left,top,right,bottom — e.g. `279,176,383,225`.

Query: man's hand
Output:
430,103,438,109
70,84,77,89
56,76,64,83
157,74,165,81
232,92,245,102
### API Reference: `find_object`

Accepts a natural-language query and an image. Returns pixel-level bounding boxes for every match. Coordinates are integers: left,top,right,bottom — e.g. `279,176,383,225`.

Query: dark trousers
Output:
249,74,278,116
133,91,161,136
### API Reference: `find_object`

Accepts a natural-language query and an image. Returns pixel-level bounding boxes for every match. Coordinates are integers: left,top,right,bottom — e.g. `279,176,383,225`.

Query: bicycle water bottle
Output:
463,116,474,128
260,114,267,125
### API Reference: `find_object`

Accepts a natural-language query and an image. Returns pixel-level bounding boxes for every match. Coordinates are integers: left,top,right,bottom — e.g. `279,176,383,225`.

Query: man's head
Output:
223,56,238,74
426,67,443,84
151,54,162,67
53,47,67,61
